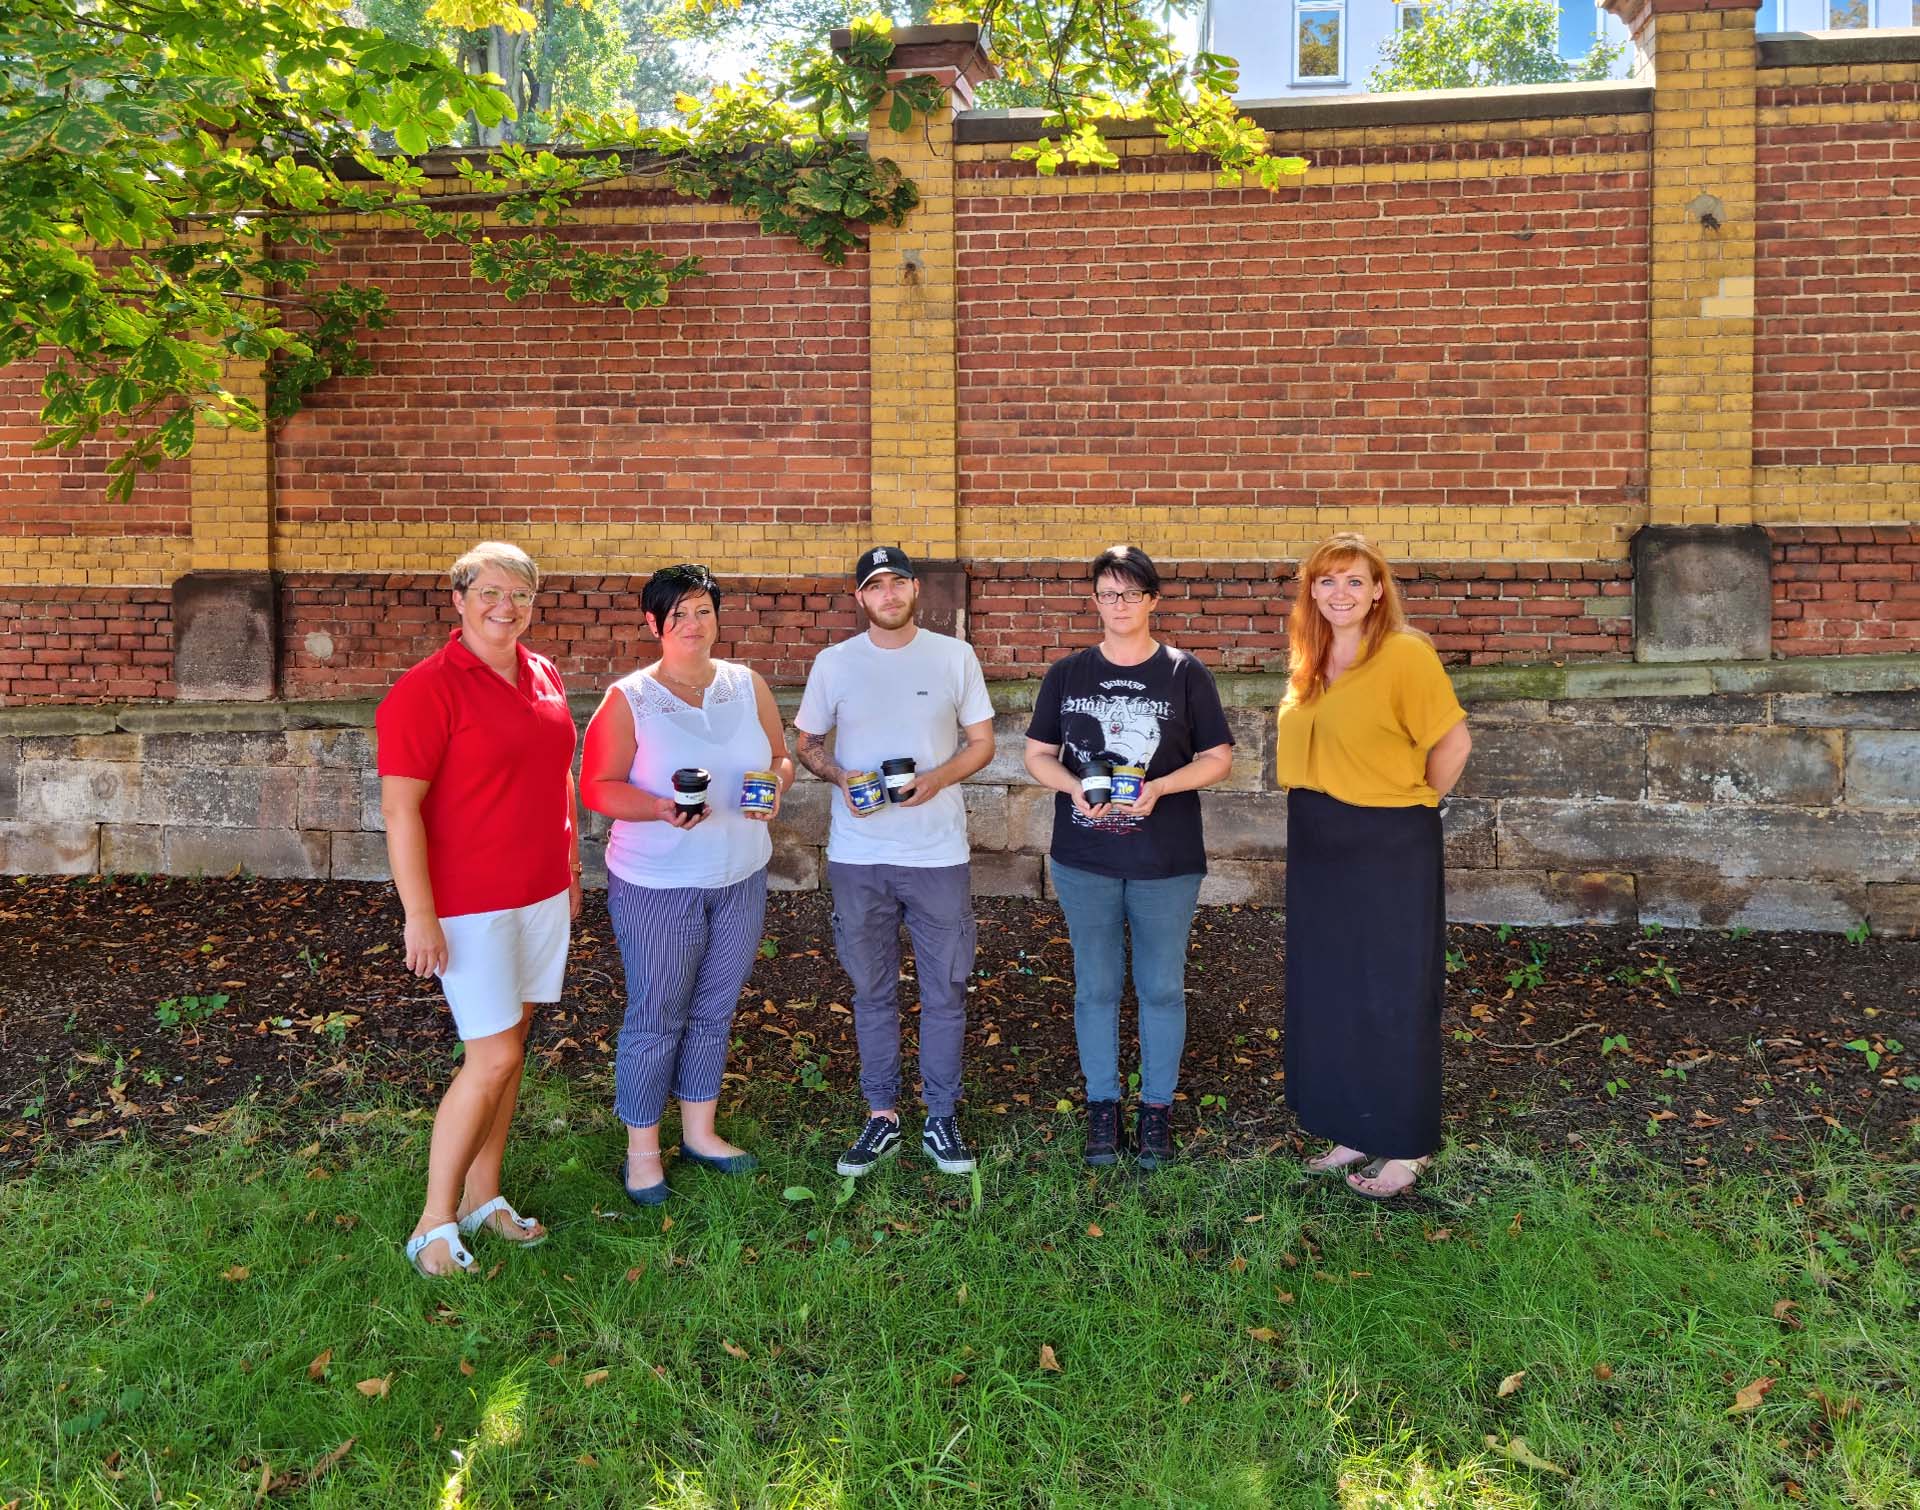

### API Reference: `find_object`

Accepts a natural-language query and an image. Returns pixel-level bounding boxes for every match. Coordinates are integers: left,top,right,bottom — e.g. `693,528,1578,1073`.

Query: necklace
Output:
655,663,715,695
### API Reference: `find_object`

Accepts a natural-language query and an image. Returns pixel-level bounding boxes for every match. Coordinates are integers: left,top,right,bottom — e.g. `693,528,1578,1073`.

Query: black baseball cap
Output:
854,546,916,590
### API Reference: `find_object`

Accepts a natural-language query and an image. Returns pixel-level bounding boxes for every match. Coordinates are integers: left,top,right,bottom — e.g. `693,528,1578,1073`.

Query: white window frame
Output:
1396,0,1426,32
1826,0,1871,27
1293,0,1347,84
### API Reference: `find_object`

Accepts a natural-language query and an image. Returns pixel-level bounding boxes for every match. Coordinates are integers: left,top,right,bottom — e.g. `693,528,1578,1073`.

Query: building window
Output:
1756,0,1780,30
1296,0,1345,80
1397,0,1426,31
1828,0,1868,26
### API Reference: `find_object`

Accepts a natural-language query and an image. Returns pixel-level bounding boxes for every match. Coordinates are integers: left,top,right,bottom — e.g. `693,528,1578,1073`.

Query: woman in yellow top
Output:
1275,533,1472,1200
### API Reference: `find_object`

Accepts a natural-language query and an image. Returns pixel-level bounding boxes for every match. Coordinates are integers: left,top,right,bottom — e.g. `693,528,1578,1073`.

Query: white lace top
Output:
603,659,773,890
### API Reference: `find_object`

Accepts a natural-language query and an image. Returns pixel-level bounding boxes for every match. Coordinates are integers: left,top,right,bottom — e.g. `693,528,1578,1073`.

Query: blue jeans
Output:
1049,861,1204,1106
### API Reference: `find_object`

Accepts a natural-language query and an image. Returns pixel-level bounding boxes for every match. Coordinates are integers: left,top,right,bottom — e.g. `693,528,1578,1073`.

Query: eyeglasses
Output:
466,587,536,609
1094,589,1151,605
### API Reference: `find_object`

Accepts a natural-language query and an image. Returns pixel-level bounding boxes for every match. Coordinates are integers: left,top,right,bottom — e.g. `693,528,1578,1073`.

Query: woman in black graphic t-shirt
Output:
1023,546,1235,1171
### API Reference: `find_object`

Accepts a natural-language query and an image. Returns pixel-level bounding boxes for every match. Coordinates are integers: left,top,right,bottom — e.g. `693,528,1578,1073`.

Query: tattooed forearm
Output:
793,729,846,785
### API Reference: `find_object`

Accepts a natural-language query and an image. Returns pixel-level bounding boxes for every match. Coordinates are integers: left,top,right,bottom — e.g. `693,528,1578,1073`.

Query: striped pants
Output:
609,868,769,1130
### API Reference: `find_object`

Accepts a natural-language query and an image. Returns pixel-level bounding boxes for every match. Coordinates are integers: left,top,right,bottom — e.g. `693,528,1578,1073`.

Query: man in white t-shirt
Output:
794,547,997,1178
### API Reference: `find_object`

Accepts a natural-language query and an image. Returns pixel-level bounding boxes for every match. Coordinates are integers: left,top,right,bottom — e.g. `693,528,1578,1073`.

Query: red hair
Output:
1283,533,1411,706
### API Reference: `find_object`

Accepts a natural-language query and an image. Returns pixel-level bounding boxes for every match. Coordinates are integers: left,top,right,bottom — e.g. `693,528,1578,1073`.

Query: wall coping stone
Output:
6,654,1918,736
955,81,1653,145
1757,28,1920,67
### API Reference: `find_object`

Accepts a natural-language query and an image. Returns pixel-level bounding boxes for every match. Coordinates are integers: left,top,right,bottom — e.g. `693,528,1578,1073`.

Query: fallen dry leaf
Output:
1426,1227,1452,1243
1807,1389,1859,1423
660,1216,674,1232
1507,1211,1524,1238
1038,1344,1062,1373
458,1359,475,1378
1086,1223,1103,1238
956,1283,969,1304
1179,1391,1193,1405
1227,1256,1248,1274
1248,1327,1280,1344
1274,1291,1295,1304
1727,1377,1775,1415
582,1369,610,1387
1483,1435,1568,1477
220,1265,250,1282
306,1348,331,1381
307,1439,354,1484
1772,1299,1803,1331
721,1340,749,1360
576,1454,599,1468
1497,1370,1527,1398
625,1266,644,1284
1594,1363,1614,1381
354,1376,390,1399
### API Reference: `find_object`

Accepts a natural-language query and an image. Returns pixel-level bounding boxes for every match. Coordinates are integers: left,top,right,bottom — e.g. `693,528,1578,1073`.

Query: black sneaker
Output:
1135,1104,1174,1170
836,1115,902,1177
921,1115,977,1175
1083,1099,1122,1166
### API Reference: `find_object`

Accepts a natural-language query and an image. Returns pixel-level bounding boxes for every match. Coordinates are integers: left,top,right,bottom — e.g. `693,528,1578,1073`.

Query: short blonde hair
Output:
450,541,539,593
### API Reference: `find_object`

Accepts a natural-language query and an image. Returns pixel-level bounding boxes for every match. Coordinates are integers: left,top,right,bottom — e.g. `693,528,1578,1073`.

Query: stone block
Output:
768,837,822,892
1548,695,1767,727
0,820,99,875
1638,877,1867,934
1451,663,1568,702
283,728,376,768
1773,691,1920,730
1498,799,1920,883
147,765,300,829
1647,728,1843,805
1200,790,1287,859
162,826,329,879
172,570,277,701
1006,784,1057,854
1197,859,1286,907
1712,653,1920,696
1216,673,1289,708
963,785,1009,851
18,760,144,824
1446,869,1637,926
100,825,165,875
329,831,392,882
1465,699,1551,726
969,713,1036,786
118,704,288,733
578,835,608,892
281,699,378,730
1866,884,1920,939
1457,724,1645,800
361,771,386,832
1442,797,1497,868
971,851,1043,898
73,734,143,762
1564,662,1714,698
140,730,288,766
577,807,612,846
0,738,15,821
299,768,366,831
774,780,835,847
1845,732,1920,806
1219,705,1271,793
0,707,118,736
1631,525,1772,663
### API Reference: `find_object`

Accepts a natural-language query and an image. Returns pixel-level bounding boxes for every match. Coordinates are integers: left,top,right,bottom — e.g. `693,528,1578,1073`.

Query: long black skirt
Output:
1283,788,1446,1160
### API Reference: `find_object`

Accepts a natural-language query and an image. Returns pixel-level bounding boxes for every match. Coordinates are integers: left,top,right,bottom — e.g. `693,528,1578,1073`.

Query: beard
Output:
866,598,916,630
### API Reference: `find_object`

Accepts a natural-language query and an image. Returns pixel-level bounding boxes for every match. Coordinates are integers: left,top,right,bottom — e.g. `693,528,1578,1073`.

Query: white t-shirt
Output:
794,627,995,867
603,659,773,890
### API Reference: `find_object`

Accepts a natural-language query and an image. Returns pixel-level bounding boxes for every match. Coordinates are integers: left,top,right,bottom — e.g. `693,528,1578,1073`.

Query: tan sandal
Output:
1346,1155,1433,1201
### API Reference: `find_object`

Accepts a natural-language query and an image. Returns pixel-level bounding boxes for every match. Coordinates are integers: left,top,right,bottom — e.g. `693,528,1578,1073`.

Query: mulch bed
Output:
2,876,1916,1175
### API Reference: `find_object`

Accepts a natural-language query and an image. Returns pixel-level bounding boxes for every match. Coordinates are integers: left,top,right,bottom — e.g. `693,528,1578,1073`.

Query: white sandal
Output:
403,1221,475,1277
458,1196,547,1247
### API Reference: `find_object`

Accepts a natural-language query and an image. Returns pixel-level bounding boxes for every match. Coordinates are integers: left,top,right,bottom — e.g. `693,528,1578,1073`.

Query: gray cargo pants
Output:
827,861,975,1118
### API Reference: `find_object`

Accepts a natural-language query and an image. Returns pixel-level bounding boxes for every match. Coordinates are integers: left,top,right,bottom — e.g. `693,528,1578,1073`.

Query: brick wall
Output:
0,588,173,703
278,573,857,697
955,130,1652,563
1754,77,1920,471
969,559,1634,678
272,212,870,577
1771,525,1920,657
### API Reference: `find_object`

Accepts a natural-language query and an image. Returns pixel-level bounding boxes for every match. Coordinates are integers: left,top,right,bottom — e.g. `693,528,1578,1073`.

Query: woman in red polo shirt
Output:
377,542,583,1277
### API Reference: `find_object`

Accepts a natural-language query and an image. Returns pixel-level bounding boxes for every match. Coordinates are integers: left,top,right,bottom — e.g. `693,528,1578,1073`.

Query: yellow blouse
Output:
1275,631,1466,808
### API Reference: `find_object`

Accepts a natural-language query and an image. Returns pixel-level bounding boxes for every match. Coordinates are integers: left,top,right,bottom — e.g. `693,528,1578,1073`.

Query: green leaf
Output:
781,1186,816,1203
887,91,913,134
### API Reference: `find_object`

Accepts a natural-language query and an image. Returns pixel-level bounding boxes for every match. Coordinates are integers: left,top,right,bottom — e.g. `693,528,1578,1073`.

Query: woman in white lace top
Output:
579,564,794,1205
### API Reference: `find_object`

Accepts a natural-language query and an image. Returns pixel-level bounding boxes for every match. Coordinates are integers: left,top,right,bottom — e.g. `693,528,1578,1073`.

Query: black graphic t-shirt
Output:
1025,644,1234,880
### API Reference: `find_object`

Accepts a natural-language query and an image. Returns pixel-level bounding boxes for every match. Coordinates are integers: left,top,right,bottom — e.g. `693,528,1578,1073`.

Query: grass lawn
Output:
1,1074,1914,1508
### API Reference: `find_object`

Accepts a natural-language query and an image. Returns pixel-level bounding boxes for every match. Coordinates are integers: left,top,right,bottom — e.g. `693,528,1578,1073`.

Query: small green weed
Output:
152,993,230,1033
1844,920,1872,945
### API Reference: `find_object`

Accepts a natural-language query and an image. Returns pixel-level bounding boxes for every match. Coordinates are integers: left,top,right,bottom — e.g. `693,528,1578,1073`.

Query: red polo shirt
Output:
376,629,577,918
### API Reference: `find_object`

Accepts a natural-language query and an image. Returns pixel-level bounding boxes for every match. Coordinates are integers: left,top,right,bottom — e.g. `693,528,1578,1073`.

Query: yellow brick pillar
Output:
840,26,997,564
1610,0,1761,528
189,357,273,572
